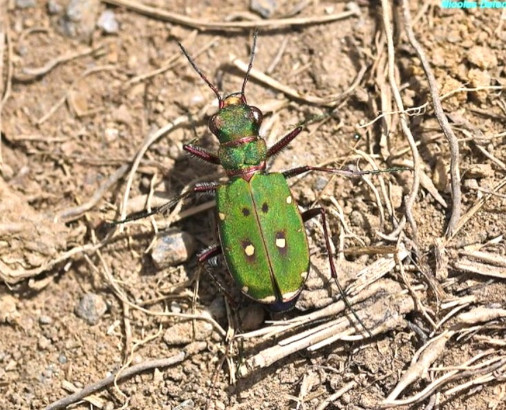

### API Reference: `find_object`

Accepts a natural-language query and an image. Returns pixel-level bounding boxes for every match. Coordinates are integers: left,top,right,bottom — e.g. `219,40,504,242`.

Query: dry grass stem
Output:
0,242,101,285
232,57,353,107
385,330,454,402
459,250,506,267
15,44,103,81
401,1,462,237
0,18,13,166
380,0,421,239
126,35,219,87
95,248,226,335
56,164,129,223
102,0,359,31
46,349,193,410
449,177,506,241
382,349,497,407
238,285,415,377
119,114,191,229
37,65,117,124
456,306,506,325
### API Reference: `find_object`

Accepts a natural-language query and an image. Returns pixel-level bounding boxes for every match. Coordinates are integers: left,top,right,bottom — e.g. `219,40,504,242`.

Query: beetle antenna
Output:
241,29,258,99
177,41,223,107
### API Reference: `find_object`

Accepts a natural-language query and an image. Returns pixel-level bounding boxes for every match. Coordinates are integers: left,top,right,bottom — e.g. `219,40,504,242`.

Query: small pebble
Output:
47,0,62,14
349,210,365,228
174,399,195,410
104,402,115,410
151,229,197,269
468,69,492,104
315,176,328,191
38,336,52,350
97,10,119,34
463,178,479,190
0,294,18,323
16,0,36,8
467,46,497,69
60,0,99,40
75,293,107,325
250,0,277,18
39,315,53,325
170,301,182,314
207,297,226,320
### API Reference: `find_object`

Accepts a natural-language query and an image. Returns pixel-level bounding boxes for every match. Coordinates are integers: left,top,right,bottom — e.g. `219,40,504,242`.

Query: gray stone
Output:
75,293,107,325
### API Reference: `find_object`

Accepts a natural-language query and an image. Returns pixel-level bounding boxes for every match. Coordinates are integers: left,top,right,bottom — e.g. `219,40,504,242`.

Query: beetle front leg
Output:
301,207,372,337
109,182,219,226
184,143,220,165
266,126,303,158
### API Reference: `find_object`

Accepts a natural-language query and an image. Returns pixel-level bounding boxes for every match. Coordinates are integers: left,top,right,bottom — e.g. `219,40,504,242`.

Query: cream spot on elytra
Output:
245,244,255,256
276,238,286,248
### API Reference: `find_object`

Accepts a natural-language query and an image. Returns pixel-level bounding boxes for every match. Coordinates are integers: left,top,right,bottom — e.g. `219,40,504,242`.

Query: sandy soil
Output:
1,1,505,409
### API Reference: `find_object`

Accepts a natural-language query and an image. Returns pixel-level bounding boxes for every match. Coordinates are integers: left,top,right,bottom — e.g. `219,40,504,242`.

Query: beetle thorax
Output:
210,95,267,177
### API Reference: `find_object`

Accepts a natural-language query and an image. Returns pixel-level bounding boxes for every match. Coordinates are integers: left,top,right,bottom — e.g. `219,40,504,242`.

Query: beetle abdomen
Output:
216,173,310,309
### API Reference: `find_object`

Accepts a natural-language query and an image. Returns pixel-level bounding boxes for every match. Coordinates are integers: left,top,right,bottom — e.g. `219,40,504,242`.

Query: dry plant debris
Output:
0,1,505,409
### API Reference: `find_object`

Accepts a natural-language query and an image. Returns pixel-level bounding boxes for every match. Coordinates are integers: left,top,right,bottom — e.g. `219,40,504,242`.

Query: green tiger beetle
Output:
117,33,403,332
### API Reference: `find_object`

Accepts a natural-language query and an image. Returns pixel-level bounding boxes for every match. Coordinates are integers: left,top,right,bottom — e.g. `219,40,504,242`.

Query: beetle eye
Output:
250,106,263,125
209,114,219,135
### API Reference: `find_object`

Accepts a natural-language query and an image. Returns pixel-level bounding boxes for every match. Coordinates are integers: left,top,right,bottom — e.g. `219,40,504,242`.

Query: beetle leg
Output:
184,143,221,164
283,165,407,179
301,207,372,337
108,182,218,226
198,245,241,309
266,127,303,158
198,244,222,264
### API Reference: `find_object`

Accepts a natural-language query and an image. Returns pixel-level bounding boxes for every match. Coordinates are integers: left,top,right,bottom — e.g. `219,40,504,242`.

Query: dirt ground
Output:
1,1,505,409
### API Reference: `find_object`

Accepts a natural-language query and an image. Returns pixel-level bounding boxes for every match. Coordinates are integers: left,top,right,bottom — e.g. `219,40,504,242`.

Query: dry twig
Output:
0,15,13,167
118,114,190,229
102,0,359,31
380,0,421,239
401,0,462,237
56,164,130,223
232,56,365,107
45,344,205,410
385,331,454,403
14,44,103,82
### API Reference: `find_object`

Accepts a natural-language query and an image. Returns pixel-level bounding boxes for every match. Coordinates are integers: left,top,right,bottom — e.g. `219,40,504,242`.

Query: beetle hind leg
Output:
198,245,242,309
301,207,372,337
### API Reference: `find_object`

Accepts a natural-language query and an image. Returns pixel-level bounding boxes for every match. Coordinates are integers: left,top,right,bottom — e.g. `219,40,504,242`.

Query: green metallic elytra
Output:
216,173,310,305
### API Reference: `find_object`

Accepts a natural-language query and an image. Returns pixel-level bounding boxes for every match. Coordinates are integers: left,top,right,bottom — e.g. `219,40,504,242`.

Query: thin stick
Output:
0,242,101,285
232,57,352,107
119,115,190,230
401,0,461,237
380,0,421,239
0,17,13,167
46,351,188,410
14,44,103,81
102,0,359,31
56,164,129,222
